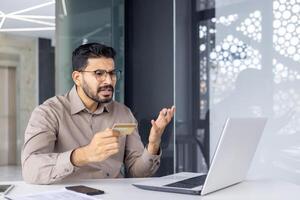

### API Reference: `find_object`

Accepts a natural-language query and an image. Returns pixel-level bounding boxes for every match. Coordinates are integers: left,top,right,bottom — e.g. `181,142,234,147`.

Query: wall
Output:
0,33,38,165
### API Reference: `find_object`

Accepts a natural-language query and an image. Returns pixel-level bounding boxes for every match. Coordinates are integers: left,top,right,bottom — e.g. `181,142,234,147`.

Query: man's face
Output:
80,57,116,103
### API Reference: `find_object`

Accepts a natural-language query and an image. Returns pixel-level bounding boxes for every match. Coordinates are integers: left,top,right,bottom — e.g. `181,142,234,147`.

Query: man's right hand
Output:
71,128,120,167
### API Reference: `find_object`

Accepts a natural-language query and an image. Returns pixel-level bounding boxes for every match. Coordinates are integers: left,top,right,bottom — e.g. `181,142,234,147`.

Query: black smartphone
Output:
0,184,14,195
65,185,104,195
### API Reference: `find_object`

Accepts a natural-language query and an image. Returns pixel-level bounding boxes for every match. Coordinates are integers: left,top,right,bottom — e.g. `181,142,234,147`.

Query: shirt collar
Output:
69,85,113,115
70,86,86,115
94,99,113,114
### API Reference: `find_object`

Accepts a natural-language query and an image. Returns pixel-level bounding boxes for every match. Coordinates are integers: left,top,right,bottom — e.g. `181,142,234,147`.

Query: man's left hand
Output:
148,106,175,155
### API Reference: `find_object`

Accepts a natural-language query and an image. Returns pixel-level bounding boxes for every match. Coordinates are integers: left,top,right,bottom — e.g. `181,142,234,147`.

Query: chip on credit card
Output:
112,123,137,136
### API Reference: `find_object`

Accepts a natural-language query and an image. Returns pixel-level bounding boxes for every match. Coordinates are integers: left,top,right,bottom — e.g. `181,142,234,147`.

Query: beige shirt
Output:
21,86,161,184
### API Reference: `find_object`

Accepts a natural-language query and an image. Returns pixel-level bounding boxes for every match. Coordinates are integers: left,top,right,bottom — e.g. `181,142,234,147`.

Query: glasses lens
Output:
94,70,106,81
89,69,122,81
95,70,106,76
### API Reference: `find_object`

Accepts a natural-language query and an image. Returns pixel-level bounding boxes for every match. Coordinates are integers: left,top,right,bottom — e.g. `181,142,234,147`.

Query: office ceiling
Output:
0,0,55,39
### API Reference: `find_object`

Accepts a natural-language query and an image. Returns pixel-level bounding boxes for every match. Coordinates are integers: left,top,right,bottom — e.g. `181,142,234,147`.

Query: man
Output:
21,43,175,184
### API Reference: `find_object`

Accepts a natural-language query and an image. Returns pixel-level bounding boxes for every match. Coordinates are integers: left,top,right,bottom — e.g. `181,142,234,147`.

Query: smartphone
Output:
65,185,104,195
0,184,14,195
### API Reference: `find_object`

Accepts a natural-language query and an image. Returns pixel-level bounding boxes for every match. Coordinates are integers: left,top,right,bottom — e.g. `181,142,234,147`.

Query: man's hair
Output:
72,43,116,71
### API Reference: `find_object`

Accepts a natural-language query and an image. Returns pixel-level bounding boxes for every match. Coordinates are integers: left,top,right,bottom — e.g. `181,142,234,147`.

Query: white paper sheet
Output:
5,189,101,200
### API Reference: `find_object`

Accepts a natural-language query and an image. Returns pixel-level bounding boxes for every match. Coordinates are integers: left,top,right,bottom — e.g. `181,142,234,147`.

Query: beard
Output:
82,78,114,103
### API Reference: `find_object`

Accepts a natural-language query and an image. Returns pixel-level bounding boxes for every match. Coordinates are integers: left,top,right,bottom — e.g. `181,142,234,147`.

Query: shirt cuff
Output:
142,146,162,167
54,150,76,179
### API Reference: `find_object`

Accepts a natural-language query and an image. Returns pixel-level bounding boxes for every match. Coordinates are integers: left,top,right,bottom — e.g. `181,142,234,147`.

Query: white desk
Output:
1,178,300,200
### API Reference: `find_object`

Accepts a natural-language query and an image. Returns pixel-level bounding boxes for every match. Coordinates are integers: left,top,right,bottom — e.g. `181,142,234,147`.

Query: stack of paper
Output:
5,189,102,200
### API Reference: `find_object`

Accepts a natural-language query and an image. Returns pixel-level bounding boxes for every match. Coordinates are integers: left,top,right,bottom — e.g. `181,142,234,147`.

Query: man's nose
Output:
103,73,113,84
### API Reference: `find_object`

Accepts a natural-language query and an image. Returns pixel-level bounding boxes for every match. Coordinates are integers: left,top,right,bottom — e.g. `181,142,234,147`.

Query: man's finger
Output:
99,137,119,145
171,106,176,116
151,119,159,132
105,148,119,157
160,108,168,116
111,130,120,137
166,108,175,121
97,129,120,138
104,142,119,151
165,106,175,121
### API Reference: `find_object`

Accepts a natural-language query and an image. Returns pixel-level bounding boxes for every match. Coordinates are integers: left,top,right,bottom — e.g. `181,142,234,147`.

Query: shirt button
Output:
148,158,153,162
65,169,70,172
106,173,110,177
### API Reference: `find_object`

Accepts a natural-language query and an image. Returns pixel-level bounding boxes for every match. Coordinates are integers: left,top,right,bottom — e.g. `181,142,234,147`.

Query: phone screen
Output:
65,185,104,195
0,184,14,194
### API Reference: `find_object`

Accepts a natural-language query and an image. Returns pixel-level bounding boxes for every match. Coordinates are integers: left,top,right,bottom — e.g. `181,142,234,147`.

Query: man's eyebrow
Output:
87,67,115,70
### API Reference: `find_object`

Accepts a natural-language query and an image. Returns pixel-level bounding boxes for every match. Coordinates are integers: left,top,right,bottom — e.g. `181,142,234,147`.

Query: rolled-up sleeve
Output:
21,105,75,184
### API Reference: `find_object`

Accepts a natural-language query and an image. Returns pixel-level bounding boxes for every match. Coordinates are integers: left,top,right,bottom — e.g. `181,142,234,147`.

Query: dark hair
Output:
72,43,116,71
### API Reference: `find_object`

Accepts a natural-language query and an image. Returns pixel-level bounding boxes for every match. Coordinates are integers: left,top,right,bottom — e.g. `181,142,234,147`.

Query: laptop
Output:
133,118,267,195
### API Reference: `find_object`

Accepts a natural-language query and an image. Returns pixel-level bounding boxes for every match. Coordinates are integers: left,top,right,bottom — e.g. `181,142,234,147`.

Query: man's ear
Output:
72,71,82,86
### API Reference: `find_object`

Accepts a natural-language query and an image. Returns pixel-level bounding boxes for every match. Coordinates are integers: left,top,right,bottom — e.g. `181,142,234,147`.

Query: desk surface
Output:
1,178,300,200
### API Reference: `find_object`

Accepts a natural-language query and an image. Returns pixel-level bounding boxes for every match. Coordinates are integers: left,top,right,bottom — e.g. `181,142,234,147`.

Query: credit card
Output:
112,123,137,136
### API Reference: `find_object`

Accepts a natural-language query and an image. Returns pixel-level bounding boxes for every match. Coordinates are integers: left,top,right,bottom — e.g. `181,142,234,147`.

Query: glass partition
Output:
210,0,300,183
175,0,300,184
209,0,300,184
56,0,124,101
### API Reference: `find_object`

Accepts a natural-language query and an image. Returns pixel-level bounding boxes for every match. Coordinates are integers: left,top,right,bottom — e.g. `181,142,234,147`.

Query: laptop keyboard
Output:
164,175,207,188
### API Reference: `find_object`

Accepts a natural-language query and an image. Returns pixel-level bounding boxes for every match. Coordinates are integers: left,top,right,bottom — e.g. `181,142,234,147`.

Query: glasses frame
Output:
79,69,122,81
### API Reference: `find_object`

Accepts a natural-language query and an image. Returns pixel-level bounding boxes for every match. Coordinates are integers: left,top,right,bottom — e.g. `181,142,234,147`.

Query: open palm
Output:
148,106,175,145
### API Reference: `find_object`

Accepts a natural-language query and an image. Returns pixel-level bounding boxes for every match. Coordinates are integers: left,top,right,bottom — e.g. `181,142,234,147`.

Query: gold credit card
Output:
112,123,137,136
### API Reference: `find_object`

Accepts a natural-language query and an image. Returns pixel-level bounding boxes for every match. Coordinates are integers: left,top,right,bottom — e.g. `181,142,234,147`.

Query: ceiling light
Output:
0,27,55,32
8,15,55,26
0,1,55,32
10,15,55,19
0,11,5,29
7,1,55,16
62,0,68,16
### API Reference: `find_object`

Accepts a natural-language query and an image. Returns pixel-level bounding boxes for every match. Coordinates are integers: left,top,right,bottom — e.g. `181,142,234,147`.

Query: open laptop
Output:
133,118,267,195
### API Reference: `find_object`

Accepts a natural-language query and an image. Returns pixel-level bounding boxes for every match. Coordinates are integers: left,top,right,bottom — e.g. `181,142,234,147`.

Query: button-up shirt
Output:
21,86,161,184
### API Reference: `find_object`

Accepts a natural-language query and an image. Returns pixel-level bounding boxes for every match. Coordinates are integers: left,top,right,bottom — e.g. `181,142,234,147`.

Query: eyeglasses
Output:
79,69,122,81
